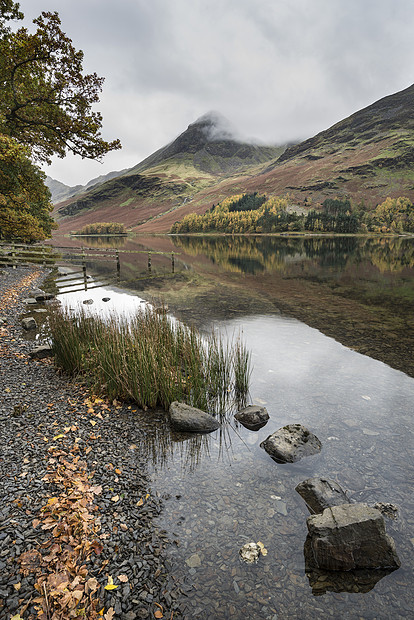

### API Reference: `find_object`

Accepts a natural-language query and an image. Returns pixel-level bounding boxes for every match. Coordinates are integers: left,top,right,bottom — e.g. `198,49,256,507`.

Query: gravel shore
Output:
0,266,183,619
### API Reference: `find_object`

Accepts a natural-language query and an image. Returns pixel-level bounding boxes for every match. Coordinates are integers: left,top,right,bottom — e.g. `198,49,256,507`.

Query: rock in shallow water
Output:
260,424,321,463
306,503,401,571
296,477,350,514
169,401,220,433
234,405,269,430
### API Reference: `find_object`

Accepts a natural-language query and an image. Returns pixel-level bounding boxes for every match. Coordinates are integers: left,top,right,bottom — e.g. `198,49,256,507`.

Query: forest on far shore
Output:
170,193,414,235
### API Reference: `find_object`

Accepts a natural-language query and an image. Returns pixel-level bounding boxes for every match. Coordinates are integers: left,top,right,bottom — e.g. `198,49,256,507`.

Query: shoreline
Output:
0,266,183,619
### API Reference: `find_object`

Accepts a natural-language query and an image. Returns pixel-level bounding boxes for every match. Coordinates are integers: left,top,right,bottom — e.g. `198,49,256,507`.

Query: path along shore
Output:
0,266,183,619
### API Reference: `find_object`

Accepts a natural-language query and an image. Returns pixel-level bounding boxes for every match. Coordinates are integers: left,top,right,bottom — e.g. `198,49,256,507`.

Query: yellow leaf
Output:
13,582,21,591
52,434,64,440
11,615,24,620
137,498,144,507
47,497,58,505
104,576,118,591
90,420,97,426
111,495,119,503
99,608,105,616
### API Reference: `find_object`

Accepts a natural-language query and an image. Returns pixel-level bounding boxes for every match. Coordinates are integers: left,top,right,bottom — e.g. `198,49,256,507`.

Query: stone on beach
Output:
22,317,37,330
29,344,54,359
260,424,321,463
169,401,220,433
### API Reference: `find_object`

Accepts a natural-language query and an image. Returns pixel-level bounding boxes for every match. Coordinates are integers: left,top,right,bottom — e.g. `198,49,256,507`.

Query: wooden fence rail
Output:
0,242,178,293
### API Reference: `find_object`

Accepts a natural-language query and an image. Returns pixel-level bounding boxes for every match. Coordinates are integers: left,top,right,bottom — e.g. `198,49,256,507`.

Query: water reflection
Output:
72,235,127,248
172,234,414,275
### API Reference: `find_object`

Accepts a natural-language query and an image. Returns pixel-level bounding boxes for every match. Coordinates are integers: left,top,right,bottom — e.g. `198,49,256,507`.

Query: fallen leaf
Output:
115,468,122,475
52,434,65,440
90,420,97,426
137,498,144,507
111,495,119,503
118,574,128,583
104,576,118,591
86,577,99,593
10,615,24,620
104,608,115,620
32,519,40,528
154,611,163,619
13,582,21,590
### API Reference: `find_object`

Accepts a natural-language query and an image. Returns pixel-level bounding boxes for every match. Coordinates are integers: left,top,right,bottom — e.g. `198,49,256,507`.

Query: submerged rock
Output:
374,502,399,520
83,299,94,305
260,424,321,463
169,401,219,433
22,317,37,330
102,297,111,302
239,542,261,564
306,503,400,571
296,477,350,514
234,405,269,430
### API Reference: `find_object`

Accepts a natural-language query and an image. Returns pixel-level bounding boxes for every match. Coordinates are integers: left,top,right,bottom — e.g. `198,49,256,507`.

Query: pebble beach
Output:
0,266,183,619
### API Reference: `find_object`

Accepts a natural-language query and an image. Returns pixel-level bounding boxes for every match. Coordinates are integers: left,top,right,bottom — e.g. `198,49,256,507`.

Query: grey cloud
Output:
22,0,414,185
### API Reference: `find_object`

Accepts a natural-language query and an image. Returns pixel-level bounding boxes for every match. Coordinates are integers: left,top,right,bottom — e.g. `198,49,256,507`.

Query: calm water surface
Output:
51,235,414,619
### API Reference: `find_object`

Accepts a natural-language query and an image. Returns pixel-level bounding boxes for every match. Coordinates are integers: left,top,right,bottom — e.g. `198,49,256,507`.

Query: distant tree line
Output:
170,193,414,235
74,222,126,235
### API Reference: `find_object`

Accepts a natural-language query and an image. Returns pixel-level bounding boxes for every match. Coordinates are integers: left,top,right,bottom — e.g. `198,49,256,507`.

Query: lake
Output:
52,234,414,619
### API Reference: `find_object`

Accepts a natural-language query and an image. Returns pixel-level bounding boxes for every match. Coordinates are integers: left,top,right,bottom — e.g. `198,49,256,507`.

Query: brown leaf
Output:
154,611,164,619
118,574,128,583
104,608,115,620
86,577,99,593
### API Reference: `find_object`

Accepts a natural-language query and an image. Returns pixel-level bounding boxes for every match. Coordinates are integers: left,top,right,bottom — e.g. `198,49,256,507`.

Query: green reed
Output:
48,304,251,416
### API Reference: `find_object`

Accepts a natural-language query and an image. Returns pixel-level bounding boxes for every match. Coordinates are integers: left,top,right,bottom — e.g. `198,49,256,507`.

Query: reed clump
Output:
48,305,251,415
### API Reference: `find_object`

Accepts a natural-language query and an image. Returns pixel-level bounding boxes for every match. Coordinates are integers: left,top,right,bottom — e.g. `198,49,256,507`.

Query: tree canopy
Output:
0,133,56,241
0,2,121,242
0,6,121,163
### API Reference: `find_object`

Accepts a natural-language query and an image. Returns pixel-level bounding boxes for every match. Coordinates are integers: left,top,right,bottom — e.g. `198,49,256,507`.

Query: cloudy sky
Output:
22,0,414,186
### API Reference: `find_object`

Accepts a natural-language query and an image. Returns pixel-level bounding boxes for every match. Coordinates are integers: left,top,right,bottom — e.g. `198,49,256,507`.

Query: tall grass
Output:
48,305,251,416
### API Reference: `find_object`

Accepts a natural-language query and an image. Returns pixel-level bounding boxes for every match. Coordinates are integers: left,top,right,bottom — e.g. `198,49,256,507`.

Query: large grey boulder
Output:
306,503,400,571
22,317,37,330
296,477,350,514
260,424,321,463
29,345,54,359
234,405,269,430
169,401,220,433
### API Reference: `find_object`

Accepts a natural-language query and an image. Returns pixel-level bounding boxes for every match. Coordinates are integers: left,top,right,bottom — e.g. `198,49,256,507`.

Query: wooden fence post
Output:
148,252,152,274
82,248,87,291
171,252,175,273
116,250,120,282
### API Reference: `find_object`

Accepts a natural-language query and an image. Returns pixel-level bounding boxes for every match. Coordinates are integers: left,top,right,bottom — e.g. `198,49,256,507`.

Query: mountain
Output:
46,169,128,204
53,86,414,234
53,113,285,232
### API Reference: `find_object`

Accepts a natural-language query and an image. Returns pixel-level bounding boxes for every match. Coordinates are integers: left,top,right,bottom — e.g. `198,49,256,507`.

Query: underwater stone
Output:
296,477,350,514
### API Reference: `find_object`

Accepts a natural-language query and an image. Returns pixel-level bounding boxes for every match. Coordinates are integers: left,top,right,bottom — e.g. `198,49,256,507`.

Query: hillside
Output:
53,113,284,233
53,85,414,234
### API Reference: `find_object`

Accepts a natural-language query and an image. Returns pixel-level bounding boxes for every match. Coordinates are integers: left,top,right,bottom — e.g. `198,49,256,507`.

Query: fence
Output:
0,242,178,294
